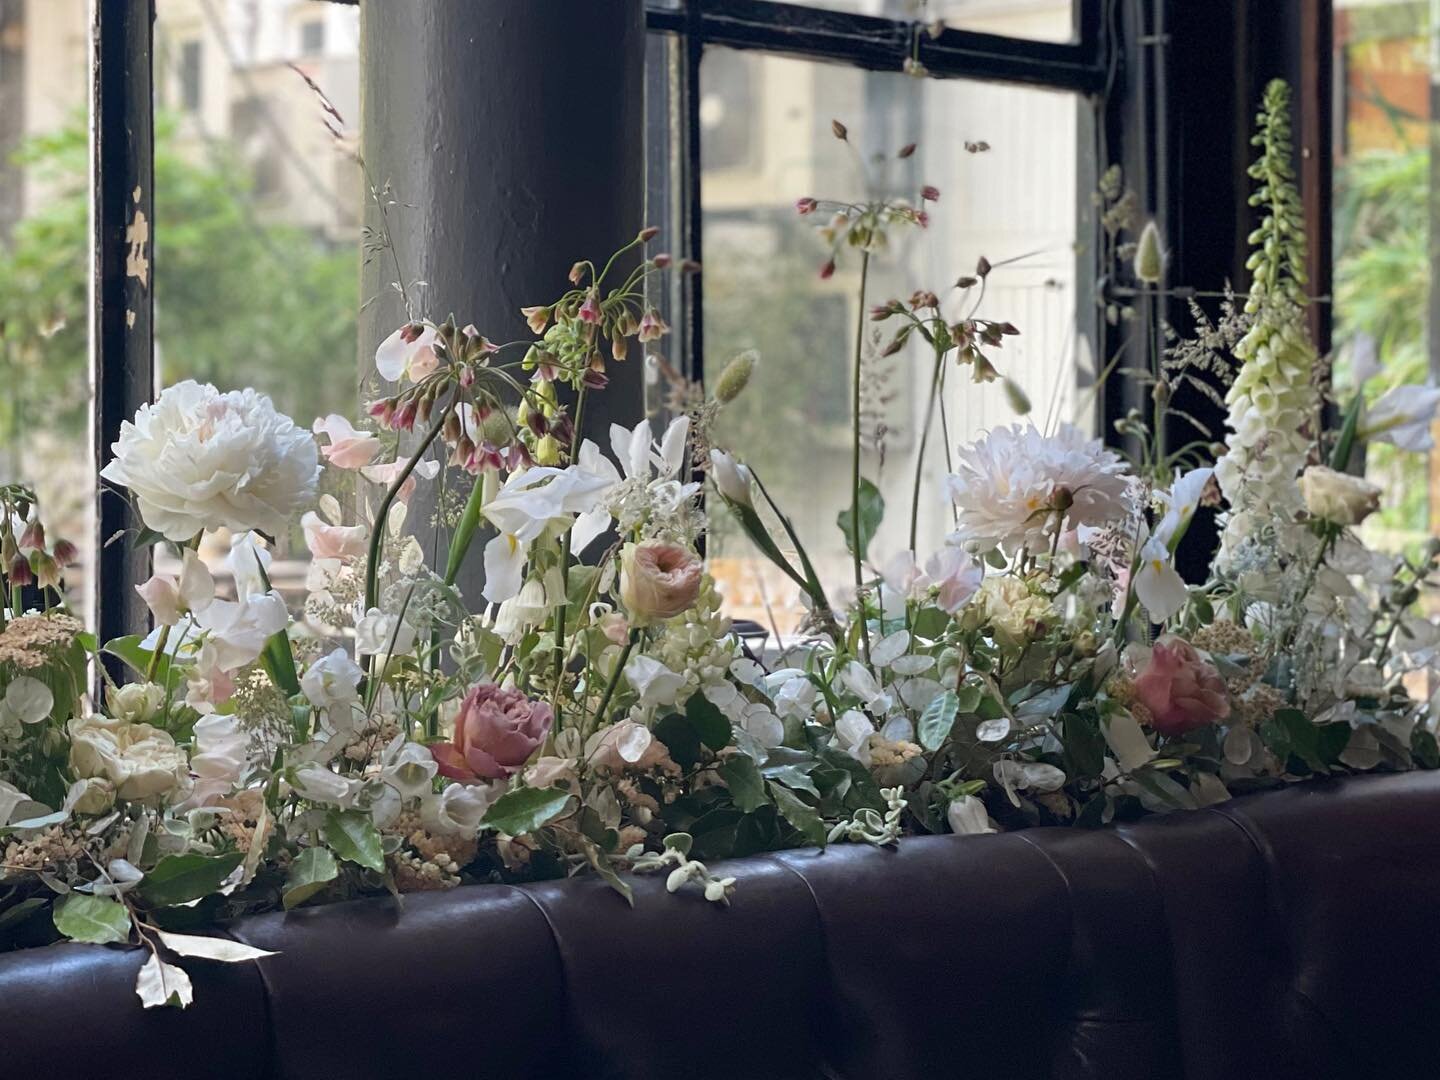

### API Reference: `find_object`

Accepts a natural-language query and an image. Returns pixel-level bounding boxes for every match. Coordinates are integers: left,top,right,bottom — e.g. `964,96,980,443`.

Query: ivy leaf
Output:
53,893,130,945
137,852,244,908
321,810,385,872
918,690,961,751
836,477,884,561
135,952,194,1009
769,783,826,847
283,847,339,910
718,754,768,812
481,786,572,836
686,693,733,751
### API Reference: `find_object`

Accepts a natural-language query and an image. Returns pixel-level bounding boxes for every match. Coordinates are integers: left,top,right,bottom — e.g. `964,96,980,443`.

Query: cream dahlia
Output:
100,380,320,540
946,423,1134,556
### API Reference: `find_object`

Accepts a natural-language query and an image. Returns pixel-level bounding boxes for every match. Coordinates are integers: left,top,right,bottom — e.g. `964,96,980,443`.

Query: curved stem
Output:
590,630,638,729
910,340,946,552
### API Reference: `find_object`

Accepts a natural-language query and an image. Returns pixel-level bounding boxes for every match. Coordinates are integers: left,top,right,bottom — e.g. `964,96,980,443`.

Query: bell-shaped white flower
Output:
1133,536,1188,623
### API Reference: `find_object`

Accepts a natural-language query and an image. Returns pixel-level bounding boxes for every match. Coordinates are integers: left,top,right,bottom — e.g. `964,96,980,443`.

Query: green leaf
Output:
718,754,768,812
1413,728,1440,770
910,606,950,640
1061,712,1107,777
836,476,884,561
685,693,733,751
53,893,131,945
761,763,821,797
918,690,961,751
138,852,244,908
283,847,339,910
653,712,702,769
321,810,385,872
481,786,572,836
770,783,827,847
0,896,48,935
102,635,182,690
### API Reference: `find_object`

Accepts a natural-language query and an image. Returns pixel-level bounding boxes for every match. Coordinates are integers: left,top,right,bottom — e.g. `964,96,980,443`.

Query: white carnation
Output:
100,380,320,541
946,423,1134,557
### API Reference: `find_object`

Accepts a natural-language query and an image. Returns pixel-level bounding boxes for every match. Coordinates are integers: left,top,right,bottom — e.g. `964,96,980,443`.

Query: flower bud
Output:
921,185,940,202
712,350,757,405
18,519,44,551
638,225,660,242
1003,378,1031,415
709,450,753,507
652,253,672,269
831,119,848,140
1134,220,1165,284
8,554,34,587
897,142,916,159
796,197,818,215
52,539,79,567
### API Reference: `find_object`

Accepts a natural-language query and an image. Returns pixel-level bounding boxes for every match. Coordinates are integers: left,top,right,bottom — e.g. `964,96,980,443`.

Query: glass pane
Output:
700,47,1081,631
152,0,362,606
0,0,95,620
782,0,1076,44
1332,2,1433,550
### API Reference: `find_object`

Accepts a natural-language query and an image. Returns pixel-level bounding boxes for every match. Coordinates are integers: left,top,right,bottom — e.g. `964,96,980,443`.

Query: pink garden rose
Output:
1133,635,1231,737
619,540,702,622
431,684,553,783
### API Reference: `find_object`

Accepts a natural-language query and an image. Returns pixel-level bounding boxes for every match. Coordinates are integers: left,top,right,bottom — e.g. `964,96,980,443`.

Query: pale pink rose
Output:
302,511,368,561
312,414,382,469
619,540,702,622
1133,635,1230,737
431,684,553,783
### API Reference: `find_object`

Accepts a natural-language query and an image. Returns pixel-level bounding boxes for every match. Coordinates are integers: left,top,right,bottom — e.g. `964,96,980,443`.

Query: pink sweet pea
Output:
431,684,553,783
312,415,382,469
1133,635,1231,737
301,511,368,561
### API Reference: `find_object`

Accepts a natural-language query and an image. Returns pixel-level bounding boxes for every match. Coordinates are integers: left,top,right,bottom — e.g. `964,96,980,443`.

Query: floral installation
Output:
1,81,1438,1010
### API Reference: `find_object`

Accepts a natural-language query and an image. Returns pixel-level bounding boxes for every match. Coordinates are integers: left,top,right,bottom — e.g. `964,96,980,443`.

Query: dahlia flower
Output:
947,423,1133,557
100,380,320,541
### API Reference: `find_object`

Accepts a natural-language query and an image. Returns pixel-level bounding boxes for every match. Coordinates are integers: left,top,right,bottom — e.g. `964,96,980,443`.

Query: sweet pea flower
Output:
360,456,440,503
135,550,215,627
375,322,439,383
921,546,983,614
619,540,702,622
431,684,553,783
947,795,995,835
312,414,382,469
1360,383,1440,452
302,510,368,561
1132,635,1230,737
300,648,363,712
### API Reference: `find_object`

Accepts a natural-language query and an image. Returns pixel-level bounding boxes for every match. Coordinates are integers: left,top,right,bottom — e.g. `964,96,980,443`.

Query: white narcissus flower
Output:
709,449,754,507
99,380,320,541
312,414,381,469
1132,536,1188,623
1361,384,1440,452
68,715,191,803
1299,465,1382,526
480,465,613,603
300,648,363,712
1154,466,1214,550
946,795,995,835
947,423,1134,556
375,323,439,383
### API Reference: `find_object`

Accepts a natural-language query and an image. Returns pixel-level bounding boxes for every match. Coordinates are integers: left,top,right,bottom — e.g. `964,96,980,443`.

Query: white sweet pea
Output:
919,546,983,614
625,653,687,708
312,413,382,469
840,661,893,715
421,781,497,837
1133,536,1188,623
355,608,417,657
946,795,995,835
301,648,363,711
1361,384,1440,452
766,669,819,721
993,760,1067,805
375,323,439,383
135,550,215,626
194,590,289,671
183,714,251,807
290,764,354,806
227,532,272,599
834,709,876,763
709,449,754,507
1102,709,1158,772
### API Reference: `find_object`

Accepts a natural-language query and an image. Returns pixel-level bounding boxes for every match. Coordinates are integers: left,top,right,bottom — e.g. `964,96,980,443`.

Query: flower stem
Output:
850,249,873,663
591,630,638,729
910,336,945,553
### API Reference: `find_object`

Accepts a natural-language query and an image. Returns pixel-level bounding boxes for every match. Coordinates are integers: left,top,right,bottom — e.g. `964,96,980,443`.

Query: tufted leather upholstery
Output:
2,771,1437,1079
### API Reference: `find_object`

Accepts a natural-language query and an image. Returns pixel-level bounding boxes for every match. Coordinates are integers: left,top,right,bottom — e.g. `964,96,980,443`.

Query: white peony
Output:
947,423,1134,557
100,380,320,541
68,715,191,803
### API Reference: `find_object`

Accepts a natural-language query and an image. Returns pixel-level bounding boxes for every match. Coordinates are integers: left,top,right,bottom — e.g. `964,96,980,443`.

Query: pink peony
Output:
1133,636,1230,737
619,540,702,622
431,684,552,783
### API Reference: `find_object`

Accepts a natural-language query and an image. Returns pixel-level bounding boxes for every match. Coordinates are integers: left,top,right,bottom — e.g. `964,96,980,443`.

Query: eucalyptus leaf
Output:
156,930,277,963
53,893,130,945
135,952,194,1009
918,690,961,751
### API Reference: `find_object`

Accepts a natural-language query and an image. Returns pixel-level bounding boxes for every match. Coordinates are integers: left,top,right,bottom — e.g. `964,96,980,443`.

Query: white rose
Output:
99,380,320,541
106,681,167,725
68,715,190,803
1299,465,1381,526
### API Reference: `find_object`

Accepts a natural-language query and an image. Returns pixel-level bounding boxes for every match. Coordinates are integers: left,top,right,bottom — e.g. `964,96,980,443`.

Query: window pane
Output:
701,47,1081,631
0,0,94,620
781,0,1076,44
153,0,362,606
1332,2,1433,550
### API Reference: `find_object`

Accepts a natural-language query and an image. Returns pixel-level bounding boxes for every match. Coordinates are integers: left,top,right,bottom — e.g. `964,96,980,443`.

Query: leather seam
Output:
504,884,581,1077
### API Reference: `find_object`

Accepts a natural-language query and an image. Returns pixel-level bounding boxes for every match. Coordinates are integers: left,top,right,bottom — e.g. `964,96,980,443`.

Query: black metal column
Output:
359,0,646,606
92,0,156,678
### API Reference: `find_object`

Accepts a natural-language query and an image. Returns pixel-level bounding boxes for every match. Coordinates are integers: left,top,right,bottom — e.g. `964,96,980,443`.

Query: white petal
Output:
2,676,53,725
136,953,194,1009
374,326,409,382
482,533,527,604
656,416,690,478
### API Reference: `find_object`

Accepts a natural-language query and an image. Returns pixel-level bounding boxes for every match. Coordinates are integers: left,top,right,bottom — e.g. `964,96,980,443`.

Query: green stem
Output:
910,338,945,553
444,471,487,587
850,249,873,663
590,630,638,729
551,387,589,728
